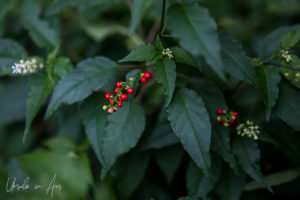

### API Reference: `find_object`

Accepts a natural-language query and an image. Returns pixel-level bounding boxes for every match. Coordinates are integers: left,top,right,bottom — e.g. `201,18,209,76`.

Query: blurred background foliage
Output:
1,0,300,199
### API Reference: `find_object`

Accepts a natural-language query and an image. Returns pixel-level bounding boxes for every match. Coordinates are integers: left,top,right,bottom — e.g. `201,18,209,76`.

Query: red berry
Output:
114,88,119,94
144,72,151,79
127,88,134,94
108,108,114,113
140,77,147,83
109,100,115,105
229,120,235,124
233,112,238,117
117,102,123,108
118,97,123,101
116,81,122,88
216,109,223,115
120,94,128,101
105,93,111,100
113,108,117,112
219,120,224,124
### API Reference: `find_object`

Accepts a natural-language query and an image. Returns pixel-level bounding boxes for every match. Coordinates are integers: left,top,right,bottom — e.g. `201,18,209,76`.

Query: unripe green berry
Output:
103,105,108,110
129,77,134,81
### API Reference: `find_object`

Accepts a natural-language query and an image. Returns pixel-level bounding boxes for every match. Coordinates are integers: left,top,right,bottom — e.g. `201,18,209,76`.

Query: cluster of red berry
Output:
103,72,151,113
216,108,238,127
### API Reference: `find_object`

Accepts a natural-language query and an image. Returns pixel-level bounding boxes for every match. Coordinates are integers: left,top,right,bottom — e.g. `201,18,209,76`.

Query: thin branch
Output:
136,78,157,103
127,0,132,11
145,19,161,43
261,61,300,72
159,0,166,36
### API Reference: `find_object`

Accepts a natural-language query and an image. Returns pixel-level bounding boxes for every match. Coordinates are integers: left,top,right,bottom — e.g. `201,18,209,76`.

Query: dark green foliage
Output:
1,0,300,199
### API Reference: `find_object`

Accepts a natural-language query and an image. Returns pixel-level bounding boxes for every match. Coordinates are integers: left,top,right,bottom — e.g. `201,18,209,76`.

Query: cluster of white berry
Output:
12,59,43,75
281,50,292,62
162,48,173,59
236,121,260,140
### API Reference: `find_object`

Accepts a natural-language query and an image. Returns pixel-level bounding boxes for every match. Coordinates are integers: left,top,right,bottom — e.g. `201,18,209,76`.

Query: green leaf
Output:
16,150,92,199
186,156,221,197
119,44,156,62
170,46,200,69
255,66,281,120
280,28,300,49
43,136,77,153
193,79,226,117
232,136,272,192
167,3,225,81
111,151,149,199
0,78,28,126
244,167,300,191
257,25,300,59
102,98,145,174
216,168,246,200
24,73,53,142
211,126,238,173
20,0,59,49
279,54,300,89
94,179,117,200
276,82,300,131
53,57,73,77
141,123,178,150
0,38,27,75
128,0,154,34
82,95,108,167
178,196,202,200
168,88,211,176
154,58,176,106
155,145,184,184
220,34,257,85
46,56,117,118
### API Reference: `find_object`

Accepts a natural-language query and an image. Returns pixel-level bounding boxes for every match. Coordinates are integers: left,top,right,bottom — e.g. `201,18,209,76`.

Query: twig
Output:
145,19,161,43
177,73,194,82
159,0,166,36
136,78,157,103
127,0,132,11
261,61,300,72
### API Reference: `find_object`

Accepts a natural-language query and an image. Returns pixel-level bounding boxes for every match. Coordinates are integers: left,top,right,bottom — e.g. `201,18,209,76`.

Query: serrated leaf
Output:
276,82,300,131
128,0,154,34
167,3,225,81
111,151,149,199
46,56,117,118
257,25,300,59
193,79,226,117
20,0,59,49
216,168,246,200
0,38,27,75
280,28,300,49
155,145,183,184
103,98,145,175
170,46,200,69
168,88,211,176
119,44,156,62
83,96,145,177
211,126,238,173
24,73,53,142
53,57,73,77
232,136,272,192
255,66,281,120
279,54,300,89
142,123,178,150
82,95,107,166
186,156,221,197
154,58,176,106
220,34,257,85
